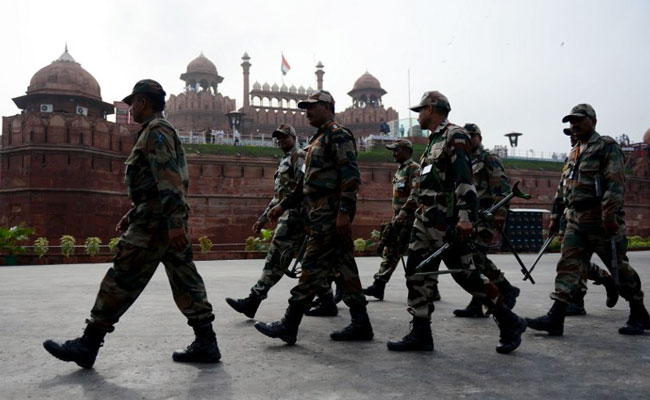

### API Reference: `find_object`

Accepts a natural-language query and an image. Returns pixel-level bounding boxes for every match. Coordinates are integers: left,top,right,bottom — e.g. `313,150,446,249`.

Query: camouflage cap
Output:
563,128,572,136
272,124,297,138
297,90,335,109
562,103,596,123
122,79,167,105
409,90,451,112
385,139,413,150
464,123,481,136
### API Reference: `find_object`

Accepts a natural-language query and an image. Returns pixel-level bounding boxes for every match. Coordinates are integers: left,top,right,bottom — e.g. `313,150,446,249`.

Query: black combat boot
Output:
453,297,489,318
566,295,587,316
592,274,619,308
525,301,567,336
432,283,441,302
493,307,527,354
330,306,374,341
363,280,386,301
305,293,338,317
254,304,304,345
497,280,521,310
619,301,650,335
225,292,263,319
387,317,434,351
43,325,106,369
173,322,221,363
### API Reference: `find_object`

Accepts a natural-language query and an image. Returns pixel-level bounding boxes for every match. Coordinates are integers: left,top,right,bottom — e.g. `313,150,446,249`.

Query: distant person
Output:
43,79,220,368
526,104,649,337
379,120,390,135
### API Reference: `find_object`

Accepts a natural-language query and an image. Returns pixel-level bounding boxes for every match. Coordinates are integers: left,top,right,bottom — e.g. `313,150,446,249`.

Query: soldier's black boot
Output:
330,306,374,341
225,292,263,319
254,304,304,345
497,280,521,310
619,301,650,335
387,317,434,351
493,306,527,354
43,325,106,369
173,322,221,363
363,280,386,301
566,295,587,316
432,283,441,302
305,293,338,317
453,296,488,318
525,301,567,336
593,274,619,308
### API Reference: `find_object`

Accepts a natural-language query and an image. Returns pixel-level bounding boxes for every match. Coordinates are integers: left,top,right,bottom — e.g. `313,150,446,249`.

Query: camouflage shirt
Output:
472,145,511,218
392,158,420,217
559,131,624,224
123,113,189,247
301,120,360,209
418,120,477,222
258,145,305,224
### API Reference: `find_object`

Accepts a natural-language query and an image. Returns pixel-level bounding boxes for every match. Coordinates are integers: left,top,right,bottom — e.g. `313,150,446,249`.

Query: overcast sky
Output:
1,0,649,155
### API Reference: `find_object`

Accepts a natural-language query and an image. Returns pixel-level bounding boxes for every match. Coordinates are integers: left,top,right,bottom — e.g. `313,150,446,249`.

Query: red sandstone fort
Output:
1,48,649,249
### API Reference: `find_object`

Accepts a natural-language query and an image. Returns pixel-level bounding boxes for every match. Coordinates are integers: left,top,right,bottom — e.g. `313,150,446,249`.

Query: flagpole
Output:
408,68,412,138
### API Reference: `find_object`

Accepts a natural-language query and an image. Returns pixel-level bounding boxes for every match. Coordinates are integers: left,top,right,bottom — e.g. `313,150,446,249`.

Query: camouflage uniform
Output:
87,113,214,332
405,120,492,319
373,156,420,283
470,143,511,284
551,130,643,305
250,145,311,299
283,119,366,310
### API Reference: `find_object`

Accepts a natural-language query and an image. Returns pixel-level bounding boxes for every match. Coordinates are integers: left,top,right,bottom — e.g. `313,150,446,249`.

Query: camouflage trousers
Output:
374,217,413,284
251,211,331,299
552,220,644,304
87,229,214,333
471,227,506,284
289,194,366,310
406,204,496,319
577,262,611,294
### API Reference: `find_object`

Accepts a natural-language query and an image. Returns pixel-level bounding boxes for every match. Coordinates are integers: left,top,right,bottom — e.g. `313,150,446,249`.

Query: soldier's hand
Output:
336,212,351,236
393,213,406,226
268,205,285,221
169,226,189,251
548,218,560,235
252,220,265,233
603,219,619,236
455,220,473,241
115,213,130,233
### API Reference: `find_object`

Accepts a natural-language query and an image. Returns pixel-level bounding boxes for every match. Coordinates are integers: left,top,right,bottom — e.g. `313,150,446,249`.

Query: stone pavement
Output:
1,252,649,400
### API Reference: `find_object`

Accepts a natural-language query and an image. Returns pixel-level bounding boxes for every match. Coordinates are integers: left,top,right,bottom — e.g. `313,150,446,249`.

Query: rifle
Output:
283,235,309,279
415,181,531,276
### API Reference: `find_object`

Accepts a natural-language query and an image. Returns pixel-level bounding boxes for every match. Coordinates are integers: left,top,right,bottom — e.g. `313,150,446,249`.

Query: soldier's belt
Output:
570,199,601,212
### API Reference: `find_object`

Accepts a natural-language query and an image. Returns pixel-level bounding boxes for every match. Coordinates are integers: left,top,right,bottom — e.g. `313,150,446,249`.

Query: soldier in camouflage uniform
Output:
363,140,441,301
387,91,526,354
452,123,521,318
527,104,649,336
554,128,618,316
43,80,220,368
254,90,373,345
225,125,336,319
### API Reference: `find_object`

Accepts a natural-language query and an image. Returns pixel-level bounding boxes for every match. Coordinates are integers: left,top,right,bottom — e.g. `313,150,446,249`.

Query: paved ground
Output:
1,252,649,400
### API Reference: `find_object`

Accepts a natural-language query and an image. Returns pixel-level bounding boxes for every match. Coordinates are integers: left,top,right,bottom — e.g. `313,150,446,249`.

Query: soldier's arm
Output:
258,198,278,224
277,152,305,212
398,164,420,219
487,155,511,219
333,130,361,210
601,142,625,223
144,128,187,229
449,130,478,222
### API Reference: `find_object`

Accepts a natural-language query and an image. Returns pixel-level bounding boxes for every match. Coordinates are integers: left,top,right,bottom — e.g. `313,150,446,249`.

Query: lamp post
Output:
505,132,523,157
226,110,245,145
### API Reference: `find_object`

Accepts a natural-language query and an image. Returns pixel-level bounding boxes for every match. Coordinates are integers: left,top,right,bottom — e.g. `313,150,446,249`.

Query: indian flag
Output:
281,54,291,76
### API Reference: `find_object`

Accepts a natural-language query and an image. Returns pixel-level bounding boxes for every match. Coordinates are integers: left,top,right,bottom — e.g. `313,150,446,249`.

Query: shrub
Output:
353,238,367,252
60,235,76,258
198,236,213,254
33,237,49,258
84,237,102,257
245,228,274,252
0,225,34,255
108,237,121,253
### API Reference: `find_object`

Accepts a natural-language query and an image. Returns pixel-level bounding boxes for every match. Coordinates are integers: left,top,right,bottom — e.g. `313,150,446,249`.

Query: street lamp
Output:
226,110,245,144
505,132,523,147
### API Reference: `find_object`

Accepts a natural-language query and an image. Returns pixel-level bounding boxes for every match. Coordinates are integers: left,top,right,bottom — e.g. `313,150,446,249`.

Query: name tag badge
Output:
422,164,433,175
397,182,406,189
301,164,306,173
